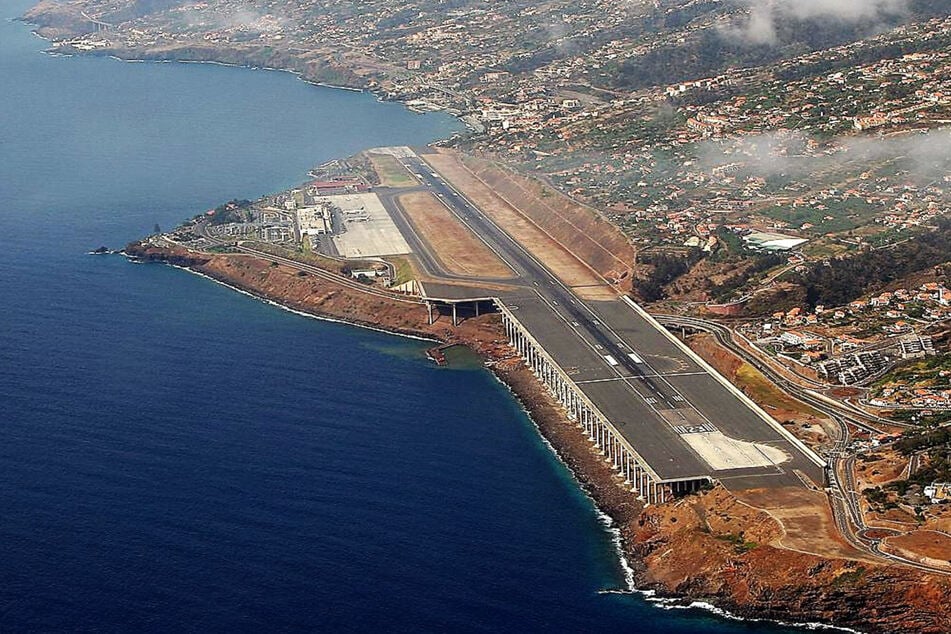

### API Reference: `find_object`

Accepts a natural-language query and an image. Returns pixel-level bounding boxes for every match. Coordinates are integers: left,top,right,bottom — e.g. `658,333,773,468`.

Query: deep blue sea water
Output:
0,3,803,632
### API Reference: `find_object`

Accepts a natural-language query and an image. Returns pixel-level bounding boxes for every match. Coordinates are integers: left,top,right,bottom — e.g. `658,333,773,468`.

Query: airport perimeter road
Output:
653,315,907,434
404,151,825,487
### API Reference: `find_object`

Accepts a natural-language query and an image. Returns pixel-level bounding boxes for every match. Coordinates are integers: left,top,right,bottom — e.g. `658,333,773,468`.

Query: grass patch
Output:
735,363,822,417
873,353,951,391
386,255,418,286
832,566,866,588
368,154,417,188
716,533,759,554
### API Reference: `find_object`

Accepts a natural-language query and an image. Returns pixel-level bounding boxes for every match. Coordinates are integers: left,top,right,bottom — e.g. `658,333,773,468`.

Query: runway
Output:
388,148,826,488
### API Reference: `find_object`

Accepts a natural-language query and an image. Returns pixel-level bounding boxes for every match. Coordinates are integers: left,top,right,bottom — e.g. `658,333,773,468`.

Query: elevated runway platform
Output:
369,145,826,503
499,293,824,496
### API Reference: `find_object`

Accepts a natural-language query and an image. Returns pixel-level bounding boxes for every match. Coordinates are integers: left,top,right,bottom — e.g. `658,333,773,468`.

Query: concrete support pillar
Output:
427,302,434,325
452,303,458,327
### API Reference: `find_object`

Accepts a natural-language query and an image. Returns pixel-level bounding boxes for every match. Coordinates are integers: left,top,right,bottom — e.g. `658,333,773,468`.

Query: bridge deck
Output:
502,294,824,487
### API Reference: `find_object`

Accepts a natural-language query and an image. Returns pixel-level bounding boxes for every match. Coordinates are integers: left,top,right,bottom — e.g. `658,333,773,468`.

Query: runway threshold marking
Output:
575,372,707,384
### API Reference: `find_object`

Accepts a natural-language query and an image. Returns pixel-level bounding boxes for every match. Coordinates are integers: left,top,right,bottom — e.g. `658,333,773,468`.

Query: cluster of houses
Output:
747,282,947,387
817,351,889,385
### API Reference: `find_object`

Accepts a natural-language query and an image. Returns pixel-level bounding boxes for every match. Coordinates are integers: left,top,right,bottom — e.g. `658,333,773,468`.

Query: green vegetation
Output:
863,487,892,506
243,240,351,274
832,567,867,588
633,250,701,301
208,199,253,225
890,410,951,491
874,354,951,392
716,532,759,554
386,255,416,286
368,153,417,188
759,198,878,235
608,10,917,91
795,216,951,308
889,410,951,427
709,252,784,302
734,363,821,416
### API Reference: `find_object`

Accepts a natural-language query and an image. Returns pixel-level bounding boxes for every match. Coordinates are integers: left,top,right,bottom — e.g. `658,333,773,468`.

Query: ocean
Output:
0,3,799,631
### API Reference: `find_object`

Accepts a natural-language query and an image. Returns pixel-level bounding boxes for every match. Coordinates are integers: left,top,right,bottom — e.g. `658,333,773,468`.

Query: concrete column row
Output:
500,309,676,506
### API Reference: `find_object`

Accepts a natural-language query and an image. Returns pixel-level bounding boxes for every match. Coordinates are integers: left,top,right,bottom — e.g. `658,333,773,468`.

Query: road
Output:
401,152,824,486
656,314,949,574
654,314,907,435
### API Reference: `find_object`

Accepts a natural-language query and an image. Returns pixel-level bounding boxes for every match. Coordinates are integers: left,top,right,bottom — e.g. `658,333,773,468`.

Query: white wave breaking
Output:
487,370,863,633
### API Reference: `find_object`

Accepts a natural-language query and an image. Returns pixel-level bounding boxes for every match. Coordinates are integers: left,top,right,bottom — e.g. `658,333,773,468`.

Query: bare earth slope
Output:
422,150,619,300
461,154,636,286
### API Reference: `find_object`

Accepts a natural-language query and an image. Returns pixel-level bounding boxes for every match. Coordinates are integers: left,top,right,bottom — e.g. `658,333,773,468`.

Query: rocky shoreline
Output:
124,241,951,634
21,7,421,111
29,3,950,628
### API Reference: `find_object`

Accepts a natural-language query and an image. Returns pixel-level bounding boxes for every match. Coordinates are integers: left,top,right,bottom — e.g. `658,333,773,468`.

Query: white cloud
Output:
695,128,951,183
723,0,908,46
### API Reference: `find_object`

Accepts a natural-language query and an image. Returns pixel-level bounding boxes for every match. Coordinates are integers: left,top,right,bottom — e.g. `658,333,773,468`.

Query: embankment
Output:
124,242,505,350
459,153,636,287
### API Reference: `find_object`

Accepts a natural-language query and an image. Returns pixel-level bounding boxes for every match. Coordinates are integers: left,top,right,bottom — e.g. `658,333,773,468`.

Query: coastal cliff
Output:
123,242,506,351
23,2,367,90
127,241,951,633
497,361,951,634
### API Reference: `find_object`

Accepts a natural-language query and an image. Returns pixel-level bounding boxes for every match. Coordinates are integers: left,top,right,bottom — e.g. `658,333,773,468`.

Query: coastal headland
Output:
121,142,951,632
123,237,951,633
15,1,951,630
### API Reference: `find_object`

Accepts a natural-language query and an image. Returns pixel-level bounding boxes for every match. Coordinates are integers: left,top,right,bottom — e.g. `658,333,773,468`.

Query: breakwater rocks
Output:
124,242,211,268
